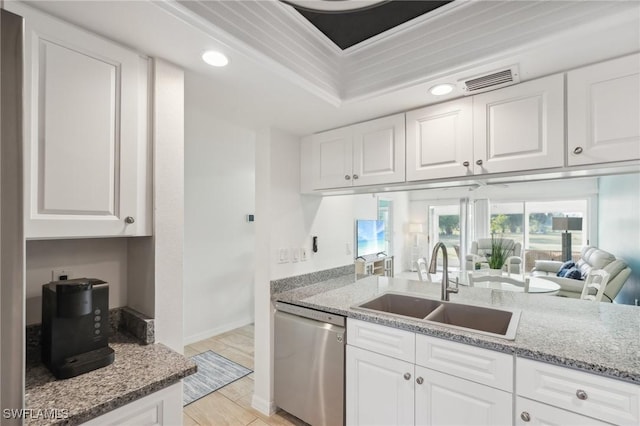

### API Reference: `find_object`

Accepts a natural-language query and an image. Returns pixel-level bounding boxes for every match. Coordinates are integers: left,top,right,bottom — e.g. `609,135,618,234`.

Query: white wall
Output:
598,173,640,305
25,238,129,325
253,128,357,415
183,71,257,343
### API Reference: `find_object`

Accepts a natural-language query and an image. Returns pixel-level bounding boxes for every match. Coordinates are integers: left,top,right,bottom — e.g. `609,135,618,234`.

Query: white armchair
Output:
466,238,522,274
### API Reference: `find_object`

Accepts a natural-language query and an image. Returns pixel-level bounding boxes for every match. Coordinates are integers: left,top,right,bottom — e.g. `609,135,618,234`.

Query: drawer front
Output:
517,358,640,425
415,334,514,392
347,319,415,363
516,397,611,426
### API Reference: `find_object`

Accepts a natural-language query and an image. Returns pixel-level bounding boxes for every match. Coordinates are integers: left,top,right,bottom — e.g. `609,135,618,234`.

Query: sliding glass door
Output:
428,204,462,271
490,199,588,271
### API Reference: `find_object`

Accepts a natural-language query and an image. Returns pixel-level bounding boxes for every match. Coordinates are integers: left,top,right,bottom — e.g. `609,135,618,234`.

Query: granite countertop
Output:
273,274,640,384
25,332,196,426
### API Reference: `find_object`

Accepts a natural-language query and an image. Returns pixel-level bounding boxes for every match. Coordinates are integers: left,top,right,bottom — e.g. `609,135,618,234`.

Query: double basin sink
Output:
354,292,521,340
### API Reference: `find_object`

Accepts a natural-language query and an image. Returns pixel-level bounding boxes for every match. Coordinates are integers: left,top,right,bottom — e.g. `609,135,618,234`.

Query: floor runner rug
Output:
183,350,252,406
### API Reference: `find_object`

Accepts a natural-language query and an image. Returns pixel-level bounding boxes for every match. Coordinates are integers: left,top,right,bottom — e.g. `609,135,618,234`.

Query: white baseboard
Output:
251,393,276,416
183,315,254,345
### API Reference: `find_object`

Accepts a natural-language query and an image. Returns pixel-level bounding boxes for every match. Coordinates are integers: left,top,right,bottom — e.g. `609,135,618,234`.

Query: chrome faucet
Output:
428,242,459,301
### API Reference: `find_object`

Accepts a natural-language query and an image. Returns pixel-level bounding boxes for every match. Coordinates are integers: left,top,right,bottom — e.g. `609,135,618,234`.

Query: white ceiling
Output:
15,0,640,136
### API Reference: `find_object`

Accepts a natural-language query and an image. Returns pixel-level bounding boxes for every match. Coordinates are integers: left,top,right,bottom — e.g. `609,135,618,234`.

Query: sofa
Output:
531,246,631,302
466,238,522,274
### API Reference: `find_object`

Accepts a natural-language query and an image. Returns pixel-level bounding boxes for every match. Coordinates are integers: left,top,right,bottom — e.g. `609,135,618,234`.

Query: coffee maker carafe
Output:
42,278,114,379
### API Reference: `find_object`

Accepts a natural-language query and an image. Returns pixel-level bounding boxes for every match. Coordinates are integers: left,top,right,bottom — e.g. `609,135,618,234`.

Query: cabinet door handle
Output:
124,216,135,224
403,372,411,380
462,161,470,167
352,174,359,180
416,377,424,385
576,389,588,400
476,159,483,166
573,146,584,155
520,412,531,422
344,175,351,180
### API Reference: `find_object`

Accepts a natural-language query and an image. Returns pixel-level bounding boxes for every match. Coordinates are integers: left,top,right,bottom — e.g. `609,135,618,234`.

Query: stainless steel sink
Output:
424,302,520,340
355,293,442,319
353,292,520,340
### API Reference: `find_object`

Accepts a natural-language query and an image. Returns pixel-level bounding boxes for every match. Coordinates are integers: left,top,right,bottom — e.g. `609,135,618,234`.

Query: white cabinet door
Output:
473,74,564,174
346,345,415,426
352,113,405,186
568,54,640,166
18,4,148,238
406,98,473,181
516,397,611,426
83,382,182,425
415,366,512,426
310,126,353,189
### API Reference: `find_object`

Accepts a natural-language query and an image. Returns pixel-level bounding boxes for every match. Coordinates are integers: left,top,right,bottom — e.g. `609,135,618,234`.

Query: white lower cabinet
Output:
346,319,513,426
415,366,512,426
516,357,640,426
83,382,182,426
347,345,415,426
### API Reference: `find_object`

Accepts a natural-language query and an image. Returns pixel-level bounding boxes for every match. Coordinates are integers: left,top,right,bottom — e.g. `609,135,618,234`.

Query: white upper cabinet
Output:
310,126,352,189
473,74,565,174
406,98,473,181
310,114,405,189
567,53,640,166
18,4,150,239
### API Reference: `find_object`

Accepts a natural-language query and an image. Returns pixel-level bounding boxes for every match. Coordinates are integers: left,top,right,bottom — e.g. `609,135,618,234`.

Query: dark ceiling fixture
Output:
282,0,453,50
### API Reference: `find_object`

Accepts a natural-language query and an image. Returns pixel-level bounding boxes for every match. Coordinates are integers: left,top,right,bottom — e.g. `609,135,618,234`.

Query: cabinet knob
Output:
463,161,470,167
576,389,588,400
124,216,135,224
416,377,424,385
352,174,359,180
476,159,483,166
520,411,531,422
573,146,584,155
403,372,411,380
344,175,351,180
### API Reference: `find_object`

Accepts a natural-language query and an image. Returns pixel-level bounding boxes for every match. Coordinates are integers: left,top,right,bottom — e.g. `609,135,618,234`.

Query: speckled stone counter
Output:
24,333,196,426
273,274,640,384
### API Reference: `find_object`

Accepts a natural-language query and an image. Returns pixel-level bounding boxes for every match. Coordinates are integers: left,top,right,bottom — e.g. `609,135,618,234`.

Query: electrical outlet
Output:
52,269,72,281
300,247,308,261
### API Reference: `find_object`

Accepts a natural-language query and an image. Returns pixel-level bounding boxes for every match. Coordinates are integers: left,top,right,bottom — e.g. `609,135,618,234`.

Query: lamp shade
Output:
552,217,583,231
409,223,424,233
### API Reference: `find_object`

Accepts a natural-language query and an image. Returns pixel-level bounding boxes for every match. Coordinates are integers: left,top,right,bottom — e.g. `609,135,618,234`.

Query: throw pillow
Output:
561,267,583,280
556,260,576,277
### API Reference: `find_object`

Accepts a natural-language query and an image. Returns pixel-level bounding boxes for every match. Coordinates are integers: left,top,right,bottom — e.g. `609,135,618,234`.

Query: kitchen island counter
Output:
273,274,640,384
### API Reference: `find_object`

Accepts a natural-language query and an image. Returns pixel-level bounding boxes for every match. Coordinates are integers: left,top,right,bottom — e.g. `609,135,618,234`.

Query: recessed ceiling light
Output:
429,84,454,96
202,51,229,67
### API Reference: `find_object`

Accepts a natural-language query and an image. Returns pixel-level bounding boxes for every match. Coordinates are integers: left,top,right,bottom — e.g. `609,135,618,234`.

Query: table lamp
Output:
409,223,423,246
552,217,583,261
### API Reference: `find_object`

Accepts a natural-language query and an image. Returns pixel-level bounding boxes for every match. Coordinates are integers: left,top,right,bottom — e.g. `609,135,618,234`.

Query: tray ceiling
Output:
174,0,640,105
288,0,453,50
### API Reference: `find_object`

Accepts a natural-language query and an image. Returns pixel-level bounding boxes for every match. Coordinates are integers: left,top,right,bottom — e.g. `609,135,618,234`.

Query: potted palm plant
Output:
487,234,509,275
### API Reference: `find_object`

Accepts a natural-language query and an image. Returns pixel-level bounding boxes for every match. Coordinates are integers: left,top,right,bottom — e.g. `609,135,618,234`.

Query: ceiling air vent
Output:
458,65,520,95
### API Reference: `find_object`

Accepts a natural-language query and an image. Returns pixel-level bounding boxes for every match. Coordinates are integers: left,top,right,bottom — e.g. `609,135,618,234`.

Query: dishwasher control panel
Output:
275,302,345,327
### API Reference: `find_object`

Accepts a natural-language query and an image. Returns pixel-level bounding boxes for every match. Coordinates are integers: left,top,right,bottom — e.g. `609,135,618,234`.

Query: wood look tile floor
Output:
183,324,307,426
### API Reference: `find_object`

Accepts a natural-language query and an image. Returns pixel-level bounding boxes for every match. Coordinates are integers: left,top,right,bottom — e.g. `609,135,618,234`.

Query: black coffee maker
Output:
42,278,114,379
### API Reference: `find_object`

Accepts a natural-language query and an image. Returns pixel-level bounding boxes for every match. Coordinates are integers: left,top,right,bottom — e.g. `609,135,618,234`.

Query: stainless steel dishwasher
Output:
274,302,345,426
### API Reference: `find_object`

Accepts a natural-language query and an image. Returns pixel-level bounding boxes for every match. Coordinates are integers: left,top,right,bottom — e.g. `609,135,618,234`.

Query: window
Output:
491,199,588,271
